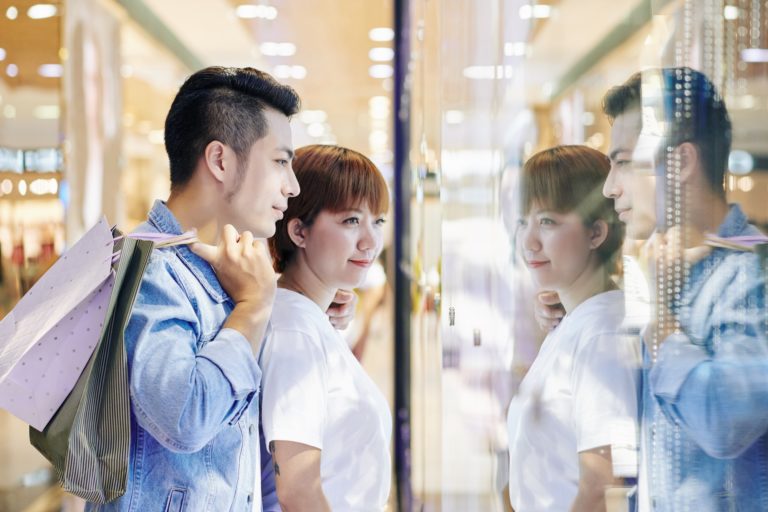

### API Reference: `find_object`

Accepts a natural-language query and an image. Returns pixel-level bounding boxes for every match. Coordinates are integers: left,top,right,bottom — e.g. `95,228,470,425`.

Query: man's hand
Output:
191,224,276,345
327,289,357,330
535,291,566,333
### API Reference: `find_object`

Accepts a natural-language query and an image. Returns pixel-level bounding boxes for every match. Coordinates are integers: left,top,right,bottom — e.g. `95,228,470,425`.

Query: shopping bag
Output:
29,233,154,503
0,217,116,430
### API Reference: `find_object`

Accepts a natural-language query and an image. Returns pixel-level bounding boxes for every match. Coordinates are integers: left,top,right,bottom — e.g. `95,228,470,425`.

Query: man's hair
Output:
602,67,732,196
164,66,301,190
269,144,389,273
521,145,624,269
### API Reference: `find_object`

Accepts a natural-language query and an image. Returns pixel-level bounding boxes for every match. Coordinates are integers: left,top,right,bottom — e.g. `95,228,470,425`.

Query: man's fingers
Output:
190,242,217,263
538,291,562,306
333,289,355,305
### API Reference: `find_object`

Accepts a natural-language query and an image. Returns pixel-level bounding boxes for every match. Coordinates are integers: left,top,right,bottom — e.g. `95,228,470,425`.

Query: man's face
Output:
603,107,658,240
221,108,299,238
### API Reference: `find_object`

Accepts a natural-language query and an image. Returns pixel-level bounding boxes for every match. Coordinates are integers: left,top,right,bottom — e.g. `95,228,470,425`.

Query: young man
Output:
538,68,768,510
89,66,354,511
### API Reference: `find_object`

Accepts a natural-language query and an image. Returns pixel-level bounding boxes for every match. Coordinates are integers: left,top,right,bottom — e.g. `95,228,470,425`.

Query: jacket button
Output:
247,493,252,503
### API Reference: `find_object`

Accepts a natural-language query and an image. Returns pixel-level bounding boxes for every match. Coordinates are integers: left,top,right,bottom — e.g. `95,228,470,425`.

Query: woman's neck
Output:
278,258,337,312
557,266,616,315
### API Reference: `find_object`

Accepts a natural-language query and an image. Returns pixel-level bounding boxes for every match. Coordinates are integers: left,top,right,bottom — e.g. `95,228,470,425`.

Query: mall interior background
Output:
1,0,767,510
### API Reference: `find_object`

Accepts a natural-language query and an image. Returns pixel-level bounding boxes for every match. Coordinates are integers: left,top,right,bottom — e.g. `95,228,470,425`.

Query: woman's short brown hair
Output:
521,145,624,267
269,144,389,272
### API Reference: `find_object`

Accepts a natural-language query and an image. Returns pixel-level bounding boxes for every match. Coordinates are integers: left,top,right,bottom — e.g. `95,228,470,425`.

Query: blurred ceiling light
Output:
369,64,393,79
519,4,551,20
6,6,18,19
6,63,18,77
38,63,62,78
504,42,527,57
724,5,739,20
445,110,464,124
121,64,134,78
729,150,754,175
0,179,12,195
463,65,512,80
734,94,755,109
307,122,325,138
369,96,390,110
0,48,6,61
582,112,595,126
30,178,53,195
369,27,394,42
148,130,165,145
27,4,57,19
260,42,296,56
273,65,306,79
369,47,394,62
18,179,27,196
737,175,754,192
741,48,768,62
235,4,277,20
369,130,388,151
299,110,327,124
3,105,15,118
33,105,59,119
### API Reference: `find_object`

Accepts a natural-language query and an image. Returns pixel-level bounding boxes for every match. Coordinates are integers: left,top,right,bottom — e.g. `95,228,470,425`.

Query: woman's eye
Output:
344,217,360,225
540,218,556,225
276,159,289,166
516,218,528,227
375,218,387,226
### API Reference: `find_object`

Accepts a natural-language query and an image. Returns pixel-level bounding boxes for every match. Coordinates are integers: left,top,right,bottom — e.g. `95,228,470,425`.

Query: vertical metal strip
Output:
394,0,413,510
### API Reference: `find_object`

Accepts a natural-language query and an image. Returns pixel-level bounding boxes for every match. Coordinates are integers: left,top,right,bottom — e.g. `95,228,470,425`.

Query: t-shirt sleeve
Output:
570,331,640,458
260,328,328,450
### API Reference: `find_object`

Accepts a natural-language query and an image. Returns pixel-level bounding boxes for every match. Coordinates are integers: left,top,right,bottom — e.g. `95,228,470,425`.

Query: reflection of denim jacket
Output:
88,201,277,512
642,204,768,511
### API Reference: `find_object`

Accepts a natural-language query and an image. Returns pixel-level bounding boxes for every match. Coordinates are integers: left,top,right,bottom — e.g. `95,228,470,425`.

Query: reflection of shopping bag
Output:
0,217,116,430
30,233,154,503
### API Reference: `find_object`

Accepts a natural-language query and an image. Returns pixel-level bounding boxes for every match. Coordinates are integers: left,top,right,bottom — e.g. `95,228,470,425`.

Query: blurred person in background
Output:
507,145,638,512
261,144,392,511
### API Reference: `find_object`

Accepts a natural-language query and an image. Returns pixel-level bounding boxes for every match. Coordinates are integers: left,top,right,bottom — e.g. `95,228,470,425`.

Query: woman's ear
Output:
287,218,308,248
588,219,609,250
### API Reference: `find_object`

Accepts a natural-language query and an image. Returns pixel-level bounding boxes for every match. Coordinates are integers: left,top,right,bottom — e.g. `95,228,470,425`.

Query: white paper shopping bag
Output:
0,217,115,430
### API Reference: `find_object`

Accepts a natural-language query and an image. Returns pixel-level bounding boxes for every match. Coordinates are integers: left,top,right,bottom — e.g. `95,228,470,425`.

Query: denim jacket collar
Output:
147,200,230,304
717,203,749,238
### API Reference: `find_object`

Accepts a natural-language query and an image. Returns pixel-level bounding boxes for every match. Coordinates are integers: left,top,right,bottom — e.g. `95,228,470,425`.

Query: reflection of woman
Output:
507,146,637,511
261,145,391,510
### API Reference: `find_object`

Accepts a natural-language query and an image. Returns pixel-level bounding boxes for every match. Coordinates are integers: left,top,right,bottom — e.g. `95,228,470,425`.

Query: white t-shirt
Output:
260,288,392,511
507,290,639,511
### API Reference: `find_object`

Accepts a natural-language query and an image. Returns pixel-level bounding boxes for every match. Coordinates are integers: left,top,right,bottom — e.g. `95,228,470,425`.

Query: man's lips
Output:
617,209,631,222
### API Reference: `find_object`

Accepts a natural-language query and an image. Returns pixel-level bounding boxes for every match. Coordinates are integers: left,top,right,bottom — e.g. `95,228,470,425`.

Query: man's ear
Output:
677,142,700,185
287,218,308,248
202,140,231,184
589,219,609,250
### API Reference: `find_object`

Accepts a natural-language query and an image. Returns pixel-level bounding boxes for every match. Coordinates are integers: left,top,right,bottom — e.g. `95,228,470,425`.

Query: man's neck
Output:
166,188,221,245
687,188,729,235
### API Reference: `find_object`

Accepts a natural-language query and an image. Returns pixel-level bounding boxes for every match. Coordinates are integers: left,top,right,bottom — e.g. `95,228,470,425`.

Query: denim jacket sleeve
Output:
649,253,768,459
125,253,262,453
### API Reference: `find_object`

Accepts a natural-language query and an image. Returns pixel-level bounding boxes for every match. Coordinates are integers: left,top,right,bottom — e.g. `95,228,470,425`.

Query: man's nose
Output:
603,166,620,199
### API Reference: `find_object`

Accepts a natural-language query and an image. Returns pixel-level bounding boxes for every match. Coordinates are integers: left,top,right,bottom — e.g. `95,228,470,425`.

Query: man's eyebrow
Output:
609,148,630,161
277,147,294,159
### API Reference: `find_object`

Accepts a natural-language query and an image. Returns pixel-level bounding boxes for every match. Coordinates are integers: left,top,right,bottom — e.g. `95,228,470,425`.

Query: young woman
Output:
507,145,638,511
260,144,391,511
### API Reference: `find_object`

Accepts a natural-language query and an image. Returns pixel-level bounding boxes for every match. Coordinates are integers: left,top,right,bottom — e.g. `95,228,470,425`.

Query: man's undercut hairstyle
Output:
164,66,301,190
602,68,732,196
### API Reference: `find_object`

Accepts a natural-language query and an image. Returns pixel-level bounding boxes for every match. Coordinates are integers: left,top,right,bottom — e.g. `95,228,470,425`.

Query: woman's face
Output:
301,204,386,290
516,202,601,292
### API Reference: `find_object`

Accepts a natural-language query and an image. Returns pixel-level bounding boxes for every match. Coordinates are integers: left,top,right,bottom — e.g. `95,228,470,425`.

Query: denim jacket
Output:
641,204,768,511
87,201,278,512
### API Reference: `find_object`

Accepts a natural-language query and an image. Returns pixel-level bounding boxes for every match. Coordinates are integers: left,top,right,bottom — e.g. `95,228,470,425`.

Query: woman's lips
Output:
526,260,549,269
349,259,373,268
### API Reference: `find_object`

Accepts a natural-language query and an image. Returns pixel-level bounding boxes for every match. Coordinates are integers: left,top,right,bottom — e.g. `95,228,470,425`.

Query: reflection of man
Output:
540,68,768,510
